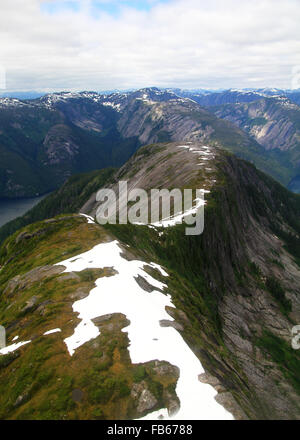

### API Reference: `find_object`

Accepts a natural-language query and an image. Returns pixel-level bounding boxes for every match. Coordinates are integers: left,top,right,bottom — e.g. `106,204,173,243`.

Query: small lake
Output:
0,195,48,228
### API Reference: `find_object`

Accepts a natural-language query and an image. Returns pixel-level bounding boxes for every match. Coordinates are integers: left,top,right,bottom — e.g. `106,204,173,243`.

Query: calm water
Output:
0,195,47,228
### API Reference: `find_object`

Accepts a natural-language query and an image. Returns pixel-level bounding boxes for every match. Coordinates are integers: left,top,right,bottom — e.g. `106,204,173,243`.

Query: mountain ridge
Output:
1,141,300,419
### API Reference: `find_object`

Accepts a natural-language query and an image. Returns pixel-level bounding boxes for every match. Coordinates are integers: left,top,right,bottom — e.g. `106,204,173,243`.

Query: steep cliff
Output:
212,97,300,191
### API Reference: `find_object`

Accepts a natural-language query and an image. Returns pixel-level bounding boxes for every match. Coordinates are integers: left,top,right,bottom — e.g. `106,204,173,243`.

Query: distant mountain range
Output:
0,91,46,100
3,87,300,104
1,87,300,199
165,88,300,106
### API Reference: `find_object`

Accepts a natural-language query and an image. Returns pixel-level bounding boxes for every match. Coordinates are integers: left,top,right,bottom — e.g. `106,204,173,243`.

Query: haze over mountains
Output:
1,87,300,200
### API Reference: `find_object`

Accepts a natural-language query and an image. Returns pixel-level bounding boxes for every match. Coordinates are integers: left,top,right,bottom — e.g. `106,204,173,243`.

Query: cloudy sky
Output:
0,0,300,92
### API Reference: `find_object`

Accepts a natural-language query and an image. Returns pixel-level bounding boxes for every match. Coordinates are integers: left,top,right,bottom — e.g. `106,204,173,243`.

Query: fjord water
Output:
0,195,47,228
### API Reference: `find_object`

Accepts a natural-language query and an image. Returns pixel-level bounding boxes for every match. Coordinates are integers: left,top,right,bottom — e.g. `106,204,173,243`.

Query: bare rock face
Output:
198,372,226,393
215,392,248,421
21,296,39,314
137,389,158,414
164,390,180,417
36,300,52,316
131,381,158,414
4,265,65,297
69,287,91,301
152,361,180,378
213,96,300,190
198,373,246,419
57,272,81,282
43,124,80,165
3,276,21,297
134,275,157,293
14,393,29,408
117,97,219,147
92,314,114,325
92,313,130,332
159,319,184,332
215,97,300,153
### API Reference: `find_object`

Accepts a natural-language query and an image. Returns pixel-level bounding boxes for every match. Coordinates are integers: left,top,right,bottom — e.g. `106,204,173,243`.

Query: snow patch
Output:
0,340,31,355
56,240,233,420
79,213,95,224
102,101,121,111
151,194,208,228
43,328,61,336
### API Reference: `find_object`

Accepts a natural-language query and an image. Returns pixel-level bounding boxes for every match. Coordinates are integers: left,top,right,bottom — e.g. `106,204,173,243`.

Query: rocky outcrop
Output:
131,382,158,414
43,124,80,165
3,265,65,297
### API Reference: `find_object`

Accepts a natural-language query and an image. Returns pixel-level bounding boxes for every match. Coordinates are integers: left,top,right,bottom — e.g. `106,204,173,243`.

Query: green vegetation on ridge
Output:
0,167,115,244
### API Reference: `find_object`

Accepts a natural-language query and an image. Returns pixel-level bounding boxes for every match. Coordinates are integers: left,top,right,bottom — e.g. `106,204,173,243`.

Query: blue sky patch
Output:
41,0,171,17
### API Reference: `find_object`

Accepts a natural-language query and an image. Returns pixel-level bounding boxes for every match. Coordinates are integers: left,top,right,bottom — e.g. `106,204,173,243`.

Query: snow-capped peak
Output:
0,97,29,108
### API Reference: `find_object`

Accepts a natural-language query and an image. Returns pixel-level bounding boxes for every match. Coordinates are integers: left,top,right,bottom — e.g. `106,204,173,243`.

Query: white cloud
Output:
0,0,299,91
